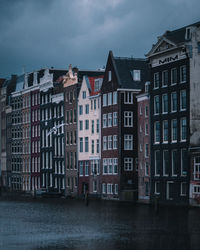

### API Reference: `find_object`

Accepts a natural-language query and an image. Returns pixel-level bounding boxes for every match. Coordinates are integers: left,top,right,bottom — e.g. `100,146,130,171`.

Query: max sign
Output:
159,55,178,65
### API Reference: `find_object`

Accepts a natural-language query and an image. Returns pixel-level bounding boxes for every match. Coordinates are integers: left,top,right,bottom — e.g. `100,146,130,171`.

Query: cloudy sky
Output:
0,0,200,78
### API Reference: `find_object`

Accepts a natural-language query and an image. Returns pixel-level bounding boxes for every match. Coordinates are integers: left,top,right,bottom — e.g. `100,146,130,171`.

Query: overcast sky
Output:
0,0,200,78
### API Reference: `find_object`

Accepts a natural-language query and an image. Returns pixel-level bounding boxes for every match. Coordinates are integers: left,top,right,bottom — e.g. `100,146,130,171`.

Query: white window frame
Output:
113,91,117,105
124,134,133,150
124,111,133,127
113,135,117,149
113,112,117,126
103,114,107,128
103,136,107,151
124,158,133,171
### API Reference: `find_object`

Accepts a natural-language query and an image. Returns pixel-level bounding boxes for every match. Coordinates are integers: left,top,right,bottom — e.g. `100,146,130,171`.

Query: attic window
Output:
108,71,112,81
132,70,141,81
185,28,191,40
94,78,103,92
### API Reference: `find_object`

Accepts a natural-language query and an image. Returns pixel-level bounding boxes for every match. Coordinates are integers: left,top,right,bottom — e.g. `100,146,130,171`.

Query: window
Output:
171,68,177,85
79,105,83,115
102,183,107,194
79,120,83,130
162,94,168,113
93,180,97,192
103,114,107,128
154,121,160,143
103,94,107,107
79,138,83,152
171,119,177,142
181,118,187,141
180,65,186,83
108,136,112,150
113,112,117,126
132,70,141,81
108,158,113,174
181,182,187,196
155,150,160,176
85,137,89,152
79,162,83,176
163,150,169,176
108,71,112,81
145,163,149,176
96,139,99,153
162,70,168,87
124,92,133,104
113,158,118,174
108,93,112,106
113,135,117,149
154,72,159,89
154,96,160,114
155,182,160,194
84,161,89,176
113,91,117,104
194,156,200,180
94,99,96,110
171,92,177,112
194,185,200,194
103,159,108,174
172,150,178,176
96,119,99,133
103,136,107,150
124,111,133,127
94,78,103,92
181,148,187,176
108,113,112,127
145,144,149,158
107,183,113,194
115,184,118,194
82,91,86,99
163,120,168,143
124,158,133,171
91,140,94,154
85,120,89,130
91,120,94,134
91,100,93,110
145,123,148,135
145,106,148,117
85,104,89,114
180,90,186,110
124,135,133,150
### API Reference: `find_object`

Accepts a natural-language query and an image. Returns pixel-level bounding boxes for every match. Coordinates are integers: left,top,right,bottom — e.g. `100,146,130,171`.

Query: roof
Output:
113,56,150,90
87,75,104,96
164,21,200,44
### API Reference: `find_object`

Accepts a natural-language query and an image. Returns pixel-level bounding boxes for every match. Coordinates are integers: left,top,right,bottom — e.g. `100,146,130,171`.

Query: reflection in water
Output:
0,198,200,250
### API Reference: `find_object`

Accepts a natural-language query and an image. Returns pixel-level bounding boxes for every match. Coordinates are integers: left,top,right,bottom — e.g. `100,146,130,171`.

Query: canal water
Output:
0,198,200,250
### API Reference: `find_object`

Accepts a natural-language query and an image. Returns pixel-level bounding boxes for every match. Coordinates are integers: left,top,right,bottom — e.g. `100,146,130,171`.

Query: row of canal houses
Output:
1,21,200,206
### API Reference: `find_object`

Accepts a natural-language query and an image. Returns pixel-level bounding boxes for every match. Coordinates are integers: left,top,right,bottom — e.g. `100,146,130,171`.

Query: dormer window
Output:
132,70,141,81
185,27,191,40
94,78,103,92
108,71,112,81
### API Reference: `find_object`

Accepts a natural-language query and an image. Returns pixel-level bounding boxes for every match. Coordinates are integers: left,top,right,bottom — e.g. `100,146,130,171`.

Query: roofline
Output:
117,88,141,93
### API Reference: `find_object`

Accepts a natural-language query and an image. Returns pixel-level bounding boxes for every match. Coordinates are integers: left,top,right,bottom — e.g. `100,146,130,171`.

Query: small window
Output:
132,70,141,81
82,91,86,99
108,71,112,81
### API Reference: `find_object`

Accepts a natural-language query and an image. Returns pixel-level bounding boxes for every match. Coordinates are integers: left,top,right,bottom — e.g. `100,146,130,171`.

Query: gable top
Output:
111,52,149,90
147,21,200,57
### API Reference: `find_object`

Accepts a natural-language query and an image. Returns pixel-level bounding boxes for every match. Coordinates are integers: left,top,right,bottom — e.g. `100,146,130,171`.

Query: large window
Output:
103,94,107,107
85,137,88,152
124,158,133,171
162,70,168,87
113,112,117,126
108,93,112,106
162,94,168,113
79,138,83,152
163,120,168,143
108,113,112,127
172,150,178,176
124,111,133,127
154,96,160,114
155,150,160,176
154,72,159,89
181,118,187,141
124,92,133,104
171,92,177,112
113,91,117,105
180,90,186,110
124,135,133,150
103,114,107,128
163,150,169,176
171,119,177,142
181,148,187,176
154,121,160,143
85,161,89,176
194,156,200,180
171,68,177,85
180,65,186,83
113,135,118,149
